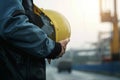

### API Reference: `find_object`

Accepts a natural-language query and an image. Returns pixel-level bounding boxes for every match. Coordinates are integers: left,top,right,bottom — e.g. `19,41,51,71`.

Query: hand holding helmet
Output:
58,38,70,57
47,38,70,64
34,5,71,63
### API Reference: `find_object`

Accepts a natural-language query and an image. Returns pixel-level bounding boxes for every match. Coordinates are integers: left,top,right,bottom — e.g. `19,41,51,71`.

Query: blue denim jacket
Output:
0,0,61,80
0,0,56,57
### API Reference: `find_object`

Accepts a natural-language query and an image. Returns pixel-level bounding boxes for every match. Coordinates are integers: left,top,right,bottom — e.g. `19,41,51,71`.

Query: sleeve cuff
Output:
46,42,62,59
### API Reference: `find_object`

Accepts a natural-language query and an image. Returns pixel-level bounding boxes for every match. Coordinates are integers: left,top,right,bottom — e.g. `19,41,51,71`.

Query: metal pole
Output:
111,0,119,61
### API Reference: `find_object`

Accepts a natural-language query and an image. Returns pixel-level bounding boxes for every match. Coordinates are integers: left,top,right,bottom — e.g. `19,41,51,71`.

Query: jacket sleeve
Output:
1,12,61,59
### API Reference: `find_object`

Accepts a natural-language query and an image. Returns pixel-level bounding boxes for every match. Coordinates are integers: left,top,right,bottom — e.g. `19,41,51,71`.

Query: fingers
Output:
62,38,70,49
59,38,70,47
62,38,70,45
58,38,70,57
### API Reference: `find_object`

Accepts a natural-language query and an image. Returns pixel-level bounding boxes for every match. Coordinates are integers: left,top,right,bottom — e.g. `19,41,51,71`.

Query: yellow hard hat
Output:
34,5,71,42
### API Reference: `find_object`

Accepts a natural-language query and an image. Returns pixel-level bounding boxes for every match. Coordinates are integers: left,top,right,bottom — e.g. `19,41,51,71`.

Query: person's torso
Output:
0,0,46,80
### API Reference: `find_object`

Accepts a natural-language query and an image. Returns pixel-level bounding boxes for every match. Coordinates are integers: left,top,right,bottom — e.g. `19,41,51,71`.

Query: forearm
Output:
2,14,61,58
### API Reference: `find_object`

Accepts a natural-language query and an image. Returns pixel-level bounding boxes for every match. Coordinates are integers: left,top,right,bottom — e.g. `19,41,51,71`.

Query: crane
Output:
99,0,120,61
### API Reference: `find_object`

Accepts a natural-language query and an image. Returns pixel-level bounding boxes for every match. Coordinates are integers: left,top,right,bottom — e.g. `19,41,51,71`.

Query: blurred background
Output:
34,0,120,80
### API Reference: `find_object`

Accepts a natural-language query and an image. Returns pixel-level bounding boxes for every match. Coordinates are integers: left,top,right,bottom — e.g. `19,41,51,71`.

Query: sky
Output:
34,0,119,49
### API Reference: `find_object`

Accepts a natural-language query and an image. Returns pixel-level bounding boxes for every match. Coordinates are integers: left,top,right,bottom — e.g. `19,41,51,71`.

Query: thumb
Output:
59,38,70,48
63,38,70,46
